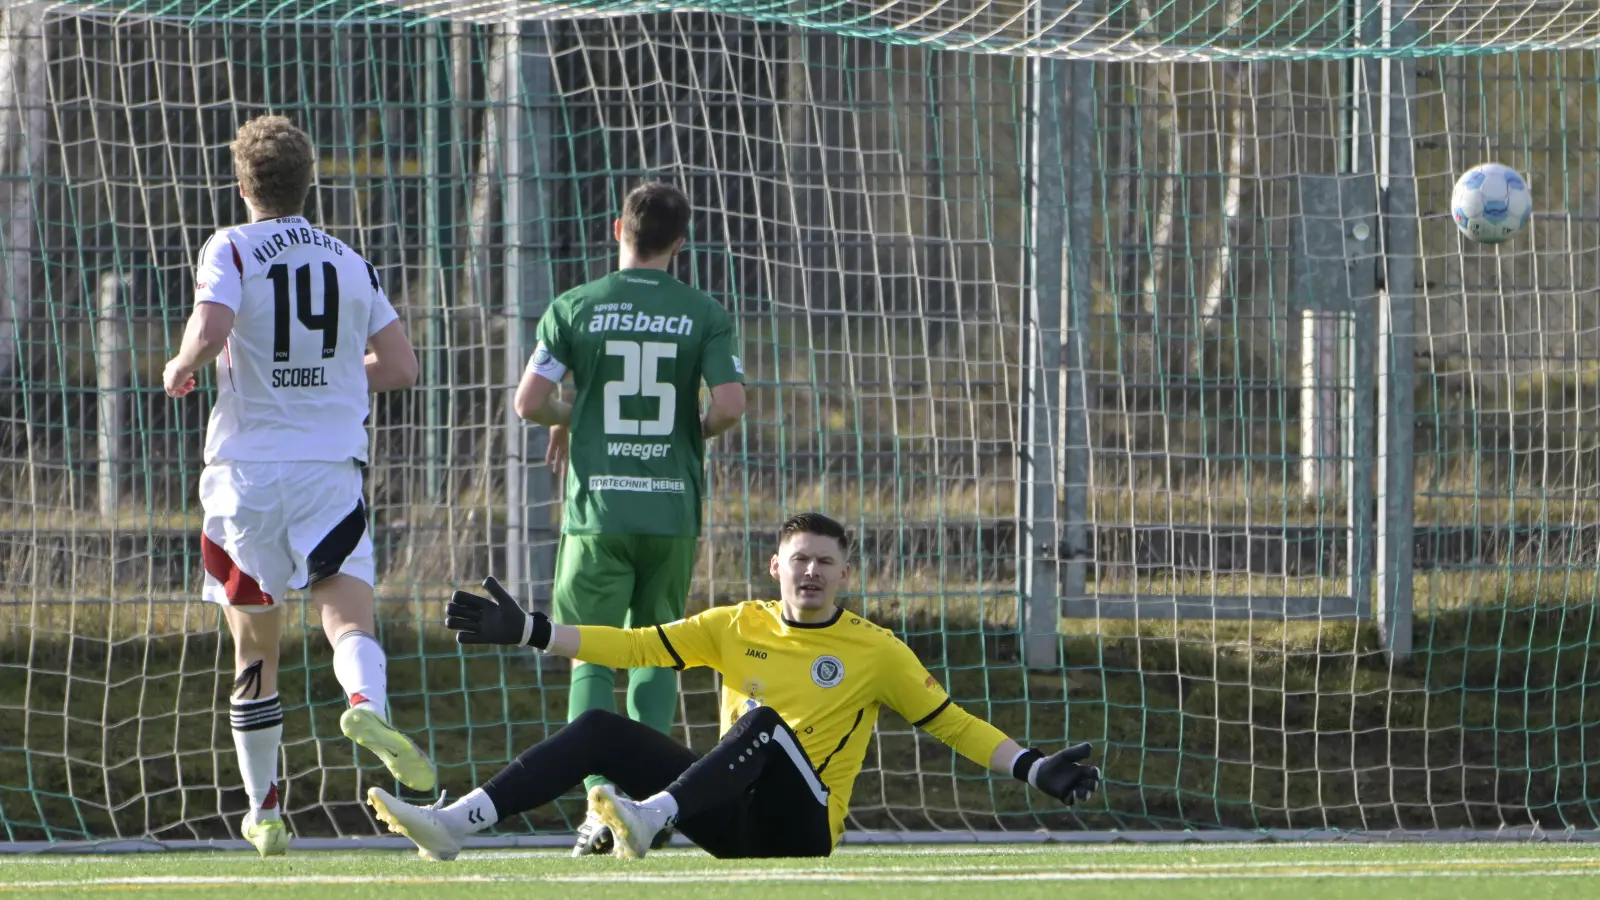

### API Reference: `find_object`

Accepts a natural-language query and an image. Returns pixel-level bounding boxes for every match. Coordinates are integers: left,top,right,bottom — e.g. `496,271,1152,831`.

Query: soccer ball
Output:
1450,163,1531,244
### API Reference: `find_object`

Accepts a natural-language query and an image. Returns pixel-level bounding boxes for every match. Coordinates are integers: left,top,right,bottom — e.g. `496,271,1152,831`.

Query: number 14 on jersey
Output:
267,261,339,363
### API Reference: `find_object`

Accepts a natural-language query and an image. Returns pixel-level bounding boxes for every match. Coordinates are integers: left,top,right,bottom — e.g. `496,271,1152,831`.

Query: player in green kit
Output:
512,181,746,855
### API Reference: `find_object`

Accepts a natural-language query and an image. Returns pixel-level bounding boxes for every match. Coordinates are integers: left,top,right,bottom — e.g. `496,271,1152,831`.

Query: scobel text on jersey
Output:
271,366,328,388
586,312,694,336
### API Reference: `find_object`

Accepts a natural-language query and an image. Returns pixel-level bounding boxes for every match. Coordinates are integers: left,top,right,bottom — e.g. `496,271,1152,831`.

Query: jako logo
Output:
745,648,768,659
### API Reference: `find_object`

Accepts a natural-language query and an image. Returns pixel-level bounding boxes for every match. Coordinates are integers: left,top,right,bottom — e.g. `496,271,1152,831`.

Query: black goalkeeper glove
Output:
1013,742,1101,806
445,576,552,649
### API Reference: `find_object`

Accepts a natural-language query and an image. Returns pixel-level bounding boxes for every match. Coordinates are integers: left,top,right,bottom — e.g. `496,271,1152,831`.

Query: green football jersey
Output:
532,268,743,537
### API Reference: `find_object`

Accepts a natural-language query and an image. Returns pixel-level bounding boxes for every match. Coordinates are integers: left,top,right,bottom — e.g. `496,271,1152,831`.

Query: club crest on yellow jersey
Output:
810,655,845,688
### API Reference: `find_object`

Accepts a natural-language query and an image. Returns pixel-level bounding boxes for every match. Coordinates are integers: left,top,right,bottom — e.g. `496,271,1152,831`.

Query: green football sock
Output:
570,664,617,793
626,666,679,736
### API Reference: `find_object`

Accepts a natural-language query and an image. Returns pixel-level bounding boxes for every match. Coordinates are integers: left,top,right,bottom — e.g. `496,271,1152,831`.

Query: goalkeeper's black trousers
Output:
482,705,834,859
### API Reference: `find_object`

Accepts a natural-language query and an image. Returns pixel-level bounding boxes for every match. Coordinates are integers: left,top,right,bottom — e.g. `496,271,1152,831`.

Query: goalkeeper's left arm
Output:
883,642,1102,807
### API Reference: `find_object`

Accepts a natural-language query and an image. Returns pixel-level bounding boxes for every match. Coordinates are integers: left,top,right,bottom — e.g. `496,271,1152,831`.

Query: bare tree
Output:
1111,61,1142,318
0,6,46,380
1193,54,1255,374
1139,43,1178,374
457,23,505,311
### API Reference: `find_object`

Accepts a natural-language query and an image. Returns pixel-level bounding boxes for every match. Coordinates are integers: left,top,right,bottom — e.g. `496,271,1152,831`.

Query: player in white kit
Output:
163,116,435,858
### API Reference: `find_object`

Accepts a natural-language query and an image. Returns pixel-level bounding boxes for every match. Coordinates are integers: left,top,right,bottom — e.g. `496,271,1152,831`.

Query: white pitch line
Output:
0,842,1587,865
0,847,1059,866
6,867,1600,889
5,859,1600,889
831,845,1278,856
0,850,574,866
3,854,1594,873
0,845,1278,865
3,855,1598,875
579,858,1600,876
0,875,519,888
542,870,1600,883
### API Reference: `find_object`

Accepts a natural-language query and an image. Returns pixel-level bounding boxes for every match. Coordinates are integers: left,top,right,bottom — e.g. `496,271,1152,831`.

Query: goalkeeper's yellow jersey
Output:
576,600,1011,846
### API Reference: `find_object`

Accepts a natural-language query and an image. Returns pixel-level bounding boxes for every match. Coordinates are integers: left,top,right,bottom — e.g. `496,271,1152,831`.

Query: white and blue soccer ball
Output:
1451,163,1532,244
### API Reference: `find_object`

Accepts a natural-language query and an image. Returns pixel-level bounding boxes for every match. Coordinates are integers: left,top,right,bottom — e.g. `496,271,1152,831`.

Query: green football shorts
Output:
551,533,699,629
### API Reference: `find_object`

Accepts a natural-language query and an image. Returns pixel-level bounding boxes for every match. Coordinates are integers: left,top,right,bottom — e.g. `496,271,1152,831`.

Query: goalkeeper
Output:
368,513,1101,860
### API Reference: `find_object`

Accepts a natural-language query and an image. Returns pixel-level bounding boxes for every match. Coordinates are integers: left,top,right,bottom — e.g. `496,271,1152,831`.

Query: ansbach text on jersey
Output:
588,312,694,335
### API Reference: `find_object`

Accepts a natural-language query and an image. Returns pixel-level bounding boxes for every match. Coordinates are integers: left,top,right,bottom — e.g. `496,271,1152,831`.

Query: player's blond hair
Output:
231,115,315,217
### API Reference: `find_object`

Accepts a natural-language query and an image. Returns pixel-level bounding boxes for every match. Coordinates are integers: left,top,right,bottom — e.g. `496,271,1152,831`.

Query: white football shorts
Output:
198,460,376,611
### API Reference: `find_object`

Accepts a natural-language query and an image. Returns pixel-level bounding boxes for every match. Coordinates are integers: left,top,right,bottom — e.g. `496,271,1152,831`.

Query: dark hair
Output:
778,512,852,555
619,181,691,257
232,115,315,217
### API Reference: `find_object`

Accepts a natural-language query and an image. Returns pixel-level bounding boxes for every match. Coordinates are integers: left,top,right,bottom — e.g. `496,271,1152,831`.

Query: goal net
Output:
2,0,1597,844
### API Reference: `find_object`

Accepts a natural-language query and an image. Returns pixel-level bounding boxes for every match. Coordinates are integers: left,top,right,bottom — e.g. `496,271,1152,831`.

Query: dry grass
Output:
6,566,1592,645
8,479,1600,533
1093,567,1600,613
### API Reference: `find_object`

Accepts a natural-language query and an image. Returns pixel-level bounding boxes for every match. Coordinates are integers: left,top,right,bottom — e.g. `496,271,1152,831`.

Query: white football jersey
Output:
194,216,399,465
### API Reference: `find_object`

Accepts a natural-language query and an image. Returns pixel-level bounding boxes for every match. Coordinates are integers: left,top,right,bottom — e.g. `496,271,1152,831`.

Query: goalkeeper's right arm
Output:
444,577,679,669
